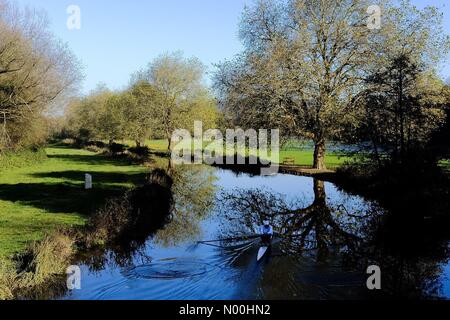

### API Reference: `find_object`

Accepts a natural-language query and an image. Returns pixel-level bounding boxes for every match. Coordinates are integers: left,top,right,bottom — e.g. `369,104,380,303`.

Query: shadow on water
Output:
73,166,218,274
219,177,450,299
37,164,450,300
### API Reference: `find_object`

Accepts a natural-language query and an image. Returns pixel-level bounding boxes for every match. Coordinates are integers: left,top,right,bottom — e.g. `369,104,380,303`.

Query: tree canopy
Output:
214,0,449,169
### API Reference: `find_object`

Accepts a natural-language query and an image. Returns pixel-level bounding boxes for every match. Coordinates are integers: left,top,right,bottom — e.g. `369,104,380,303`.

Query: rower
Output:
260,220,274,245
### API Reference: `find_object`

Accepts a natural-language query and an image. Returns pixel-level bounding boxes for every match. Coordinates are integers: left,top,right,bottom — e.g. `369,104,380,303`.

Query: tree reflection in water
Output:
67,166,450,300
219,179,450,299
220,180,378,261
77,165,218,271
152,165,218,247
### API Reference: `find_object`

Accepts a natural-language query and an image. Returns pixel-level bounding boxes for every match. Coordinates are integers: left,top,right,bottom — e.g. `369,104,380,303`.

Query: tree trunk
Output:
372,138,382,169
313,139,326,170
136,140,141,148
313,179,326,206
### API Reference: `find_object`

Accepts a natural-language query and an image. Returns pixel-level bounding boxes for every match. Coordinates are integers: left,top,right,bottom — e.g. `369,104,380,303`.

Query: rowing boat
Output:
257,246,269,261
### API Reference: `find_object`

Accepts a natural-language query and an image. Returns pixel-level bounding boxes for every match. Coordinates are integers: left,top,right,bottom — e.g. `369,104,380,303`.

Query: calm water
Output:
60,167,450,300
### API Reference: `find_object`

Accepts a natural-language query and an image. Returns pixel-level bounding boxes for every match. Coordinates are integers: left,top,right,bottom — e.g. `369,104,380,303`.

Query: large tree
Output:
215,0,448,169
0,0,82,150
124,81,163,147
135,52,218,151
65,85,113,142
215,0,374,169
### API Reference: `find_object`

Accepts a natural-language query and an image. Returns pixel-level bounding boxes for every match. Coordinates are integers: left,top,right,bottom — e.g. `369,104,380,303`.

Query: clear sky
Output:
13,0,450,94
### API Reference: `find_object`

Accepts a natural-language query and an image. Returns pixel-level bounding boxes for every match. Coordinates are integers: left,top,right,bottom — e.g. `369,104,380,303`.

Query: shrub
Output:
84,193,133,248
128,146,150,158
82,168,173,248
108,143,126,155
0,231,74,300
0,260,16,300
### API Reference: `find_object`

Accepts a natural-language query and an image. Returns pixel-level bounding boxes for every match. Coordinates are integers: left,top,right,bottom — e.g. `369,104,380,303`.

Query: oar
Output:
197,234,260,245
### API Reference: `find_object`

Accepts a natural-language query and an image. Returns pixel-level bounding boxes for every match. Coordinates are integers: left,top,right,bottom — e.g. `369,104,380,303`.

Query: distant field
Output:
118,139,352,169
0,146,148,259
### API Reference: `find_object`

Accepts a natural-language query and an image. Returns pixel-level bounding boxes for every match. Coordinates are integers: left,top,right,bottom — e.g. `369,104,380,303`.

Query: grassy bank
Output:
0,149,48,170
0,146,148,259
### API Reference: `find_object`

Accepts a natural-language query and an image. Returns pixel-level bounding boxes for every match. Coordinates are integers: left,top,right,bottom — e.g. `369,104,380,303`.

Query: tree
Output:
124,81,163,147
136,52,217,151
215,0,374,169
98,93,128,145
0,0,82,151
65,85,113,142
357,0,449,165
362,56,447,164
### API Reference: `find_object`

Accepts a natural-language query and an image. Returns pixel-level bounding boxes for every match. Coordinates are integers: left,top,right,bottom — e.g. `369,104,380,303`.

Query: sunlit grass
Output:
121,139,352,168
0,146,148,259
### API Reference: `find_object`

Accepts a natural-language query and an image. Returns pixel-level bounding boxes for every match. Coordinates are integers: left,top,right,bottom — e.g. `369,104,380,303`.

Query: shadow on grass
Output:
0,182,131,216
0,147,152,216
29,171,147,186
46,153,135,167
149,151,170,159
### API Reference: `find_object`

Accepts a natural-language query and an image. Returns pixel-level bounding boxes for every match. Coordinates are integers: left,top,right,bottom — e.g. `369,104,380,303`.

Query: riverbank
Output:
0,146,148,259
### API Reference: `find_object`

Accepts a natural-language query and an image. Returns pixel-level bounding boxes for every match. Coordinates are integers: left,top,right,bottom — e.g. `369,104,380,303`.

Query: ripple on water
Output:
123,258,216,280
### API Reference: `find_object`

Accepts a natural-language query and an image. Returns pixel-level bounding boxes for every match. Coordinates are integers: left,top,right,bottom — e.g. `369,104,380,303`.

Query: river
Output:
59,166,450,300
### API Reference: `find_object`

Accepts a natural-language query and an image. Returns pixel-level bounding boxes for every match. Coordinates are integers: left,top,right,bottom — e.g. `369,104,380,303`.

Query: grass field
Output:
121,139,352,169
0,146,148,259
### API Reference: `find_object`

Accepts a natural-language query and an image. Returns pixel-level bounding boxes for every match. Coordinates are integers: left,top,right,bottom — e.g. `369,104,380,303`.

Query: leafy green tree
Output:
135,52,218,151
98,93,128,145
65,86,112,142
215,0,449,170
124,81,163,147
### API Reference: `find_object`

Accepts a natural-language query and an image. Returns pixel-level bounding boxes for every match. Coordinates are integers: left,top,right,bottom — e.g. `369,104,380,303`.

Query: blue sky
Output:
14,0,450,94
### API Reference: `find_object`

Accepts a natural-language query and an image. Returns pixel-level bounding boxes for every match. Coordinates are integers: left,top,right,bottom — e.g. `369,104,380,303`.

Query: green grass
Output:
0,146,148,259
277,150,349,169
439,159,450,173
123,139,352,169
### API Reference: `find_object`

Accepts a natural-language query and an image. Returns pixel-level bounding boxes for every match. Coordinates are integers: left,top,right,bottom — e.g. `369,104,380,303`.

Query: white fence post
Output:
85,174,92,190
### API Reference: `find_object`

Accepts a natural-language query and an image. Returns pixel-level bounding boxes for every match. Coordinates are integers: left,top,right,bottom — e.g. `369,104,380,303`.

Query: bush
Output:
0,231,74,300
128,146,150,158
90,141,106,148
84,193,133,248
82,169,173,248
108,143,126,155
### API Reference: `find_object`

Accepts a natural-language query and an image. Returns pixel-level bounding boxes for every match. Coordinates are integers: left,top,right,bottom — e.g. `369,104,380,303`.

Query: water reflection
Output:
153,165,217,247
54,166,450,300
220,179,378,261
